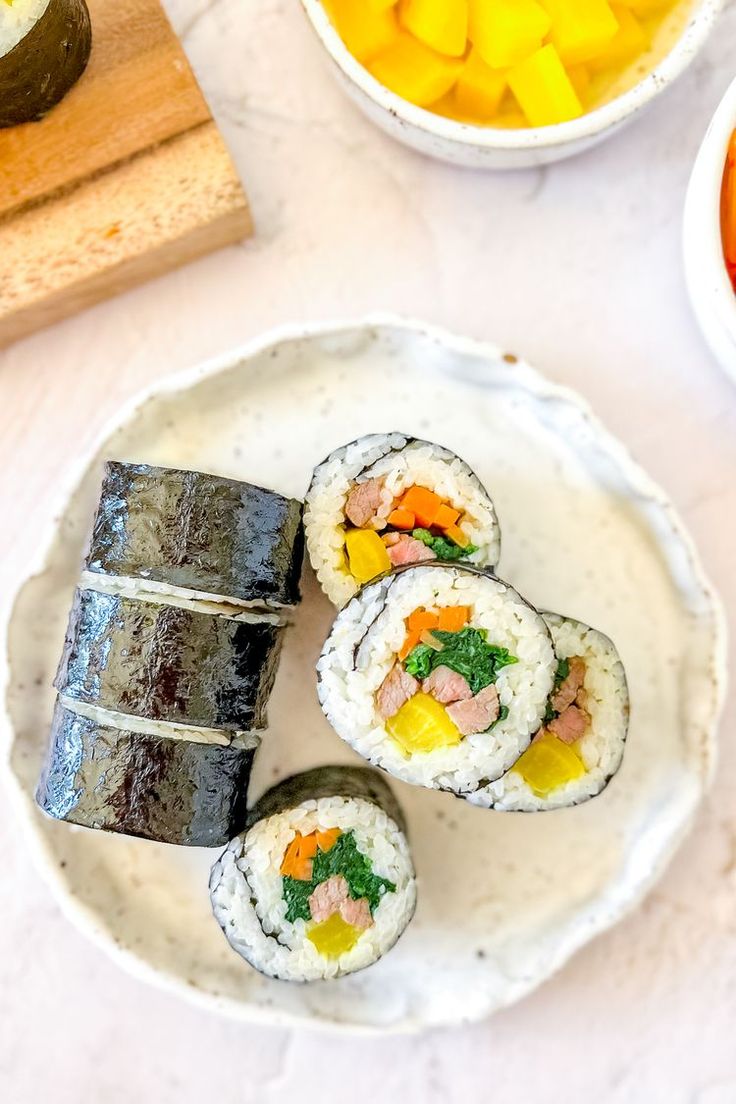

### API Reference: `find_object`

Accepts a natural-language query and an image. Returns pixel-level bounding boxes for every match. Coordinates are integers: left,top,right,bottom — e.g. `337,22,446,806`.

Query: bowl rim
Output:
300,0,724,152
683,73,736,377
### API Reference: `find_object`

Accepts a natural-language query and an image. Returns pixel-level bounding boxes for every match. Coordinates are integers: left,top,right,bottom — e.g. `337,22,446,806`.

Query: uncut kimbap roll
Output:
84,461,304,610
55,588,284,740
304,433,501,607
0,0,91,128
210,766,417,981
469,614,629,811
36,700,255,846
318,564,556,796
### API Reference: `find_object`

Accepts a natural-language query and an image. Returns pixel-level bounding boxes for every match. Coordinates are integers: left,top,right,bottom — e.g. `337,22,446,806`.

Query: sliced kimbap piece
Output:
55,588,283,735
210,766,417,981
304,433,501,607
469,614,629,811
0,0,91,128
84,461,304,610
317,563,555,796
36,699,255,846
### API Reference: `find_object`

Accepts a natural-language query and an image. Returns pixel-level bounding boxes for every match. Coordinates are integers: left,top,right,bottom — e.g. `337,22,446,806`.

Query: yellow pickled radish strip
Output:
453,50,508,119
588,4,648,70
307,914,362,958
368,0,398,9
399,0,468,57
345,528,391,583
539,0,619,65
368,32,463,106
567,64,591,99
387,692,463,755
618,0,670,14
508,44,583,126
322,0,398,63
511,731,586,797
468,0,551,68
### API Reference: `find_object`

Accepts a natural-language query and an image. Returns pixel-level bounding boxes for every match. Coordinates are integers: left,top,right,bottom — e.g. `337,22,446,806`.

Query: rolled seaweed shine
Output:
0,0,91,128
85,461,304,609
210,766,417,981
36,700,255,846
55,588,284,733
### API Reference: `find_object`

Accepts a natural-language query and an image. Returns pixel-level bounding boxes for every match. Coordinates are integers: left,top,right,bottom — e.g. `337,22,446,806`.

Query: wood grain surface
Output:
0,0,251,347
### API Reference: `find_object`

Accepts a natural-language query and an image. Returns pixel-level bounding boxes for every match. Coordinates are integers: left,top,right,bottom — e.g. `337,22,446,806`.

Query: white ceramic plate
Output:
684,74,736,382
1,317,726,1034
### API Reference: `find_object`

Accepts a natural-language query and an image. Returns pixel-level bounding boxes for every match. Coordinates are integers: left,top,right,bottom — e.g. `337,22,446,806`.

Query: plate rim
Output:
1,312,728,1034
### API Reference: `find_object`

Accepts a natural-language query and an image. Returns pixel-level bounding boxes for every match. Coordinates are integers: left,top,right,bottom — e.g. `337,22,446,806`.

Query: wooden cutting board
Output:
0,0,252,348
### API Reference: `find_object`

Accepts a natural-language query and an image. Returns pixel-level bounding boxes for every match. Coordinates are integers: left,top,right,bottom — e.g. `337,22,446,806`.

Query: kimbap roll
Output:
304,433,501,607
84,461,304,610
0,0,91,128
36,700,255,846
318,564,556,796
210,766,417,981
469,614,629,811
55,588,284,737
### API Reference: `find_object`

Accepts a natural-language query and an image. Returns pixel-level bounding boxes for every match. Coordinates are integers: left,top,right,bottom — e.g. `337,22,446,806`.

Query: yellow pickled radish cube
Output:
387,692,463,755
368,0,398,9
511,731,586,797
538,0,619,65
345,528,391,584
508,44,583,127
567,64,590,99
468,0,551,68
323,0,398,63
307,914,362,958
618,0,671,14
368,32,463,106
399,0,468,57
588,4,648,69
453,49,508,118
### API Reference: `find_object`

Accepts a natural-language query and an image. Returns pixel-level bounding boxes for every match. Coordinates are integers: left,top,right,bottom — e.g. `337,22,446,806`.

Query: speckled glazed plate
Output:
1,316,726,1034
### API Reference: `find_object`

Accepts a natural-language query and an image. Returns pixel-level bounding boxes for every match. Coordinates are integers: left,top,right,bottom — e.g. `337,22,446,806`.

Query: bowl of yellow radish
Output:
301,0,723,168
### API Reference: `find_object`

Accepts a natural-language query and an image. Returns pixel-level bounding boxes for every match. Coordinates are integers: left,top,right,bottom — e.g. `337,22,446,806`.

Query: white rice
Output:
469,614,629,811
318,565,556,794
304,433,501,608
210,794,417,981
59,697,262,750
0,0,49,57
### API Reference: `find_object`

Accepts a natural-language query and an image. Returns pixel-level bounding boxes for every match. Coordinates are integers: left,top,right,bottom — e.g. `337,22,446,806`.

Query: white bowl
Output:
683,75,736,382
1,315,726,1032
301,0,723,169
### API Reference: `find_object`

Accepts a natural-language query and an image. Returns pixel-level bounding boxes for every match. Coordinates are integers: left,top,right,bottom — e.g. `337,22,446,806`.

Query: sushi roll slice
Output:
84,462,304,610
304,433,501,607
317,564,556,796
0,0,91,128
210,766,417,981
36,700,255,846
469,614,629,811
55,588,284,736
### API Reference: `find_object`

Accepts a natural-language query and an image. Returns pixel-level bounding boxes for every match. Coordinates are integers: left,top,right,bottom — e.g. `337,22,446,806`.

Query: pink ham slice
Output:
308,875,373,930
548,703,589,744
387,535,435,567
376,663,418,720
551,656,587,713
345,478,385,528
446,683,500,736
423,665,473,705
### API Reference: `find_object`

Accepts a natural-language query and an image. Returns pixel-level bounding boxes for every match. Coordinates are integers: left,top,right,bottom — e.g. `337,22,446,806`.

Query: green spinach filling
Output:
282,830,396,924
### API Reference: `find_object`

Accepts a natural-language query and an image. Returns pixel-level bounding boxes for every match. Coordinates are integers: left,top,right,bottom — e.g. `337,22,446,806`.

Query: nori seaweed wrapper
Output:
36,700,254,846
0,0,92,128
85,461,304,608
55,588,283,731
246,765,407,835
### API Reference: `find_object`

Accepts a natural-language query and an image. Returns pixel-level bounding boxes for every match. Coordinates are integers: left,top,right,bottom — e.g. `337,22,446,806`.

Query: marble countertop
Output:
2,1,736,1100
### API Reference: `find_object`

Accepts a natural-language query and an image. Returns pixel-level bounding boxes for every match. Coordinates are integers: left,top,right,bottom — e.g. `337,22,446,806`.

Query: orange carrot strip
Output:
400,609,440,660
400,486,442,527
437,606,470,632
444,523,470,548
434,503,460,529
280,832,318,880
315,828,341,852
723,131,736,268
388,508,415,529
